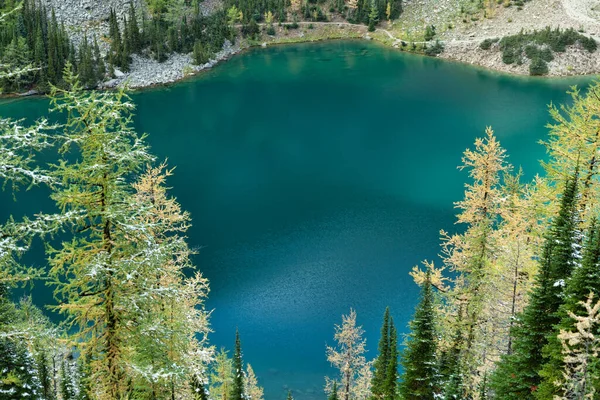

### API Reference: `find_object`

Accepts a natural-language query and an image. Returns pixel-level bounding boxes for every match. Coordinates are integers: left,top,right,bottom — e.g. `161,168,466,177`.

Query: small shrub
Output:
242,18,260,38
502,47,518,64
193,40,212,65
424,40,444,56
540,47,554,61
480,38,498,50
266,25,276,35
524,44,539,59
424,25,436,41
581,36,597,52
529,57,548,75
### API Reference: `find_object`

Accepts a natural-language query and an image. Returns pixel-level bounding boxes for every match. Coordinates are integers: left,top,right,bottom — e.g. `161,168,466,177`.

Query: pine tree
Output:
537,219,600,399
329,382,339,400
383,319,398,400
368,0,378,31
371,307,391,399
0,288,44,400
93,36,106,82
287,390,294,400
77,35,94,88
191,376,210,400
232,329,244,400
36,346,54,400
127,3,141,53
400,267,439,400
59,354,80,400
490,172,580,400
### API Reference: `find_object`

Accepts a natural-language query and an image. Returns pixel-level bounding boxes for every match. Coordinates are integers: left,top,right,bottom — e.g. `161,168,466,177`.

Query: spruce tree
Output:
60,355,79,400
368,0,378,32
490,173,580,400
93,36,106,82
127,3,141,53
383,318,398,400
399,269,439,400
328,382,339,400
0,288,43,399
36,346,54,400
371,307,390,398
537,219,600,399
232,329,245,400
191,376,210,400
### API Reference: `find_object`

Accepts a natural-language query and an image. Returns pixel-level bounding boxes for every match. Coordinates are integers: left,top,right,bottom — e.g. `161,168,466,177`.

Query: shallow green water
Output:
0,40,594,399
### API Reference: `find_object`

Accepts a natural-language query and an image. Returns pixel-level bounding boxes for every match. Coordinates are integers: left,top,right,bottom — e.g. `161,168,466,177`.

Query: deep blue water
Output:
0,40,594,399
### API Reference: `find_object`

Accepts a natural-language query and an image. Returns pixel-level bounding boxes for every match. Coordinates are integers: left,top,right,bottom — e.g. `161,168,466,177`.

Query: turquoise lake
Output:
0,40,594,399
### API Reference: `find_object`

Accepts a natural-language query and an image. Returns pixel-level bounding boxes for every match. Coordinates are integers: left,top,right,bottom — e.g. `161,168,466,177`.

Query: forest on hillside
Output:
1,45,600,399
0,0,404,94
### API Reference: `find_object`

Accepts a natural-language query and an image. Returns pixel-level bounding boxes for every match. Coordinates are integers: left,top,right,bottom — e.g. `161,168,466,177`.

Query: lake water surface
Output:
0,40,594,399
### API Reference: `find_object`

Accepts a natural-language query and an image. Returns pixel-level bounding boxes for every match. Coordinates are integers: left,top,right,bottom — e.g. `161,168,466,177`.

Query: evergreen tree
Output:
59,354,80,400
368,0,378,32
232,329,245,400
537,219,600,399
399,268,439,400
127,3,141,53
371,307,391,399
383,319,398,400
36,346,54,400
191,375,210,400
0,334,43,399
328,382,339,400
93,36,106,82
193,40,211,65
77,35,94,88
287,390,294,400
490,173,580,400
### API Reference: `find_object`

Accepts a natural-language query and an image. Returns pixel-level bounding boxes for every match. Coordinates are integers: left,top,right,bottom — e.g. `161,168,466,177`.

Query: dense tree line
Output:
0,0,106,92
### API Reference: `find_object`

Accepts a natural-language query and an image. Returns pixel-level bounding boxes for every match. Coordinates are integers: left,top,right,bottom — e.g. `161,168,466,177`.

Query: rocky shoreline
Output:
98,40,242,90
